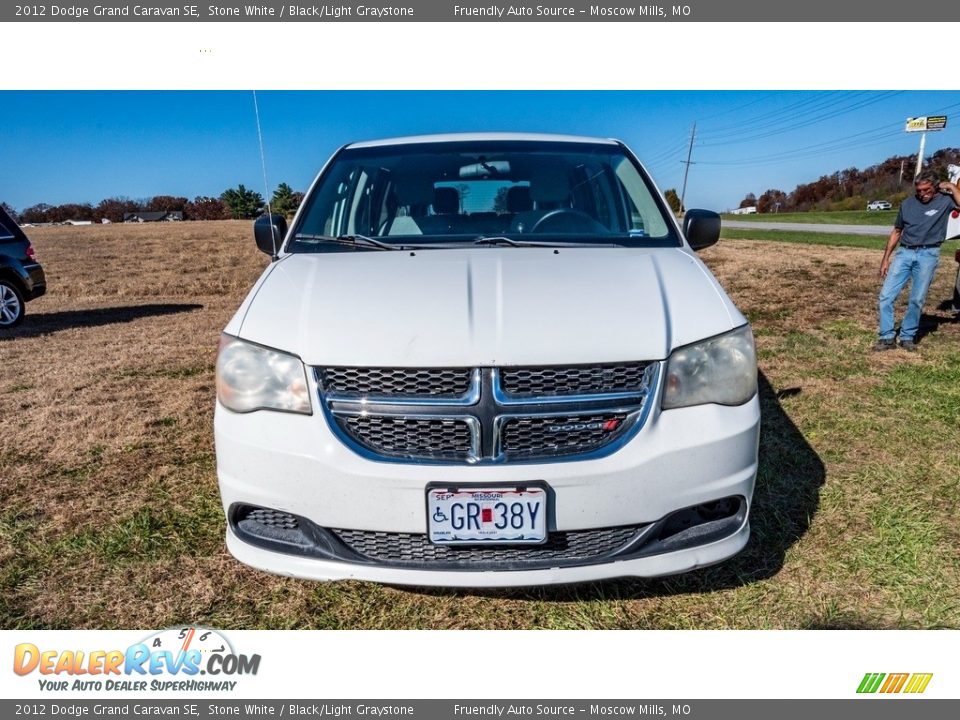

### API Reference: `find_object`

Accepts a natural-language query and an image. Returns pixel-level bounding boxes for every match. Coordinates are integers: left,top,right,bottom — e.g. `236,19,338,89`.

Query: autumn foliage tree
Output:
186,196,229,221
757,189,788,214
95,197,142,223
145,196,189,213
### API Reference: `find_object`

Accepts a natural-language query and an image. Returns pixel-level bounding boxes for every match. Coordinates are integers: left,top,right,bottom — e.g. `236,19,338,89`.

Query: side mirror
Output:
682,209,721,251
254,214,287,258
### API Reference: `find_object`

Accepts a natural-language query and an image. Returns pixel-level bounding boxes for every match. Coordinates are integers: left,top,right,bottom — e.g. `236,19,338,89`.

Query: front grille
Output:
500,363,649,397
341,416,473,461
333,525,643,568
502,413,629,458
318,363,658,464
319,367,473,397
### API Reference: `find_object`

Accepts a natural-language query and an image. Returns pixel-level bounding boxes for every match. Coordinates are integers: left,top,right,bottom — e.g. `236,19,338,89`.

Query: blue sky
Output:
2,90,959,213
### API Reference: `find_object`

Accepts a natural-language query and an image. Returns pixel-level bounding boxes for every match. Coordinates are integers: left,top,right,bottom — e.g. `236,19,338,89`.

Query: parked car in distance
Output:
214,133,760,587
0,205,46,328
867,200,892,211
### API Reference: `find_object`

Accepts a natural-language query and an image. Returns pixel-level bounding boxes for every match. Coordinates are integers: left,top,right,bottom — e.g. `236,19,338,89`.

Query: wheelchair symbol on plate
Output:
433,507,448,523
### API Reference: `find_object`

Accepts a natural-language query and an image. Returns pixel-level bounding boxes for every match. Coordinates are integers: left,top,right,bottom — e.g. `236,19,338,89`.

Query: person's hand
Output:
938,180,959,192
879,257,890,278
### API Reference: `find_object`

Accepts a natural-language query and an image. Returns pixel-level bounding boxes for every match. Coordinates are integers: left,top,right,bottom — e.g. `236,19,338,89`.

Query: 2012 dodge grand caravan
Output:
214,133,760,587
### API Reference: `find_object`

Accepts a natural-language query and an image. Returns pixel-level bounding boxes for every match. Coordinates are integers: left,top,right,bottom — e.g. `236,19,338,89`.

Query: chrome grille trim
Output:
316,363,659,465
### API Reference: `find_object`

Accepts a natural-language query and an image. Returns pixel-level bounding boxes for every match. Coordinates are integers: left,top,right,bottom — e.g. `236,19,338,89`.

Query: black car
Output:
0,205,46,328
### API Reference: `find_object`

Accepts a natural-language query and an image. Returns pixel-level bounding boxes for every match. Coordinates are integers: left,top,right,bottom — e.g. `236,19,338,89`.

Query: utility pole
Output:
679,122,696,216
898,159,905,189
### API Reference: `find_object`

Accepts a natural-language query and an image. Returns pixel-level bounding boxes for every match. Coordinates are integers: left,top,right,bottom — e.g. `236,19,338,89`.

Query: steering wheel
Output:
529,208,607,234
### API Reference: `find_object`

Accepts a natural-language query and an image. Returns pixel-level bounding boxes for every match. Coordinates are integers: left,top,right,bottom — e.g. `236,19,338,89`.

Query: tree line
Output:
9,147,960,224
736,147,960,213
4,183,304,225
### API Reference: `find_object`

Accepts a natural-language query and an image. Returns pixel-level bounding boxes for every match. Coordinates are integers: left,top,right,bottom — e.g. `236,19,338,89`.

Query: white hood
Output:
234,247,743,366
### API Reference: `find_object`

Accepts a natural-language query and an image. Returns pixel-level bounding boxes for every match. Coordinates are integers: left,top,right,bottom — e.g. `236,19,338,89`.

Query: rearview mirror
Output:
682,209,721,251
459,160,510,178
254,214,287,258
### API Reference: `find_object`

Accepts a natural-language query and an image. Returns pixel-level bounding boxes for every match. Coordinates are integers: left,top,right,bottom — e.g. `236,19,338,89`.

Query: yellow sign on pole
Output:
905,116,947,132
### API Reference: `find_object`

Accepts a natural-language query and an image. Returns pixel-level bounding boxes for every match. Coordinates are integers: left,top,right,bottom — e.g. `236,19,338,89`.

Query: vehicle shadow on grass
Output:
0,303,203,340
413,371,826,604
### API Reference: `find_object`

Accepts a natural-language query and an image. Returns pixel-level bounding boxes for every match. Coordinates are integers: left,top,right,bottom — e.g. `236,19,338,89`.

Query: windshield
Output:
288,140,680,251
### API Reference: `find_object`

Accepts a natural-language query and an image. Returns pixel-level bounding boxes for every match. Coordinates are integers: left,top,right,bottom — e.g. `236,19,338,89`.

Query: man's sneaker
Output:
872,339,896,352
899,339,918,352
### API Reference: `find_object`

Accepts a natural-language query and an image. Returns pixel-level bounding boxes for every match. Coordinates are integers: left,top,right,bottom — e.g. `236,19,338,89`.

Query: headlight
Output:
216,335,312,414
662,325,757,410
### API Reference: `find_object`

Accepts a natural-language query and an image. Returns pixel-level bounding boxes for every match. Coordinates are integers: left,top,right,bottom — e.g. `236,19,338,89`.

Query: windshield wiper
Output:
473,236,622,249
294,233,412,251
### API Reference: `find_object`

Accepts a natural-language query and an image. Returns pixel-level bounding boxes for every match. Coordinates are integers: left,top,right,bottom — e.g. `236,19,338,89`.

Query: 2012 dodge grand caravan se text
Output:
214,133,760,587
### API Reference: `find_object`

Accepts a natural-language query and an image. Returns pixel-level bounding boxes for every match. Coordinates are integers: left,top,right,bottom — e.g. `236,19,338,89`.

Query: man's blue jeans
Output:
878,246,941,341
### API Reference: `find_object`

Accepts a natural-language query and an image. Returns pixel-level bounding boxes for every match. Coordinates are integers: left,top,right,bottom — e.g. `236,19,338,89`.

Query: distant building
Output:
63,219,94,225
729,206,757,215
123,211,184,223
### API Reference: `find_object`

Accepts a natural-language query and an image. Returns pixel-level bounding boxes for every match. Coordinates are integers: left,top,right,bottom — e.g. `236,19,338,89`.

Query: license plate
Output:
426,485,548,545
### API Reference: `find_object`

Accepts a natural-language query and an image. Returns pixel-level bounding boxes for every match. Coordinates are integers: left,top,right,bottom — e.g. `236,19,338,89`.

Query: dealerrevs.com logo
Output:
857,673,933,694
13,627,260,692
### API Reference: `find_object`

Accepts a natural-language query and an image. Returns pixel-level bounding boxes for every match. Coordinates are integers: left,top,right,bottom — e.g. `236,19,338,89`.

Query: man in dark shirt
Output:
874,171,960,352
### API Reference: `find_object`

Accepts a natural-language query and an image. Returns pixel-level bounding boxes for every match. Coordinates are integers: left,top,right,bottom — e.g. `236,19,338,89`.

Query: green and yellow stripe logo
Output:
857,672,933,694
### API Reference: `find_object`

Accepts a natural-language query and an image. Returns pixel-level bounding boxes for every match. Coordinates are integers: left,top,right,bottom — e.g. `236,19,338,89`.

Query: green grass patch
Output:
57,500,223,567
721,210,897,225
873,357,960,430
721,227,889,250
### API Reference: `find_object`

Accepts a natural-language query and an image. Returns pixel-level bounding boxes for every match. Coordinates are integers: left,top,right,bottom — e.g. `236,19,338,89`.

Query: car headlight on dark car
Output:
216,334,312,414
662,325,757,410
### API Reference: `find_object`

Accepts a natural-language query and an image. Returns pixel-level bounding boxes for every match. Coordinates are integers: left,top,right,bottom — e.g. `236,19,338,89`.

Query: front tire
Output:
0,279,25,328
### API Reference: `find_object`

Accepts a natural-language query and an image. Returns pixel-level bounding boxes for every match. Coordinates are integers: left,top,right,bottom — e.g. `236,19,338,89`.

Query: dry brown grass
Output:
2,223,958,629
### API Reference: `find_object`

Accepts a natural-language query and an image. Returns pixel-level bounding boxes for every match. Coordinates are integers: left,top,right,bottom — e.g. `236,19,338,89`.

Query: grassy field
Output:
2,221,959,629
720,210,898,225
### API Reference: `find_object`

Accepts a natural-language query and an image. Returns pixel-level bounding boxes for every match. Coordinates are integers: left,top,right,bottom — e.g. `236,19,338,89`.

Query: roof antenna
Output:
253,90,278,260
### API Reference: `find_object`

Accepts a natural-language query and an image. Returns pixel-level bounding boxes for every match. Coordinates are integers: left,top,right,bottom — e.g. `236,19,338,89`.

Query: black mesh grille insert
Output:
341,416,472,460
320,367,473,397
332,525,643,567
243,507,299,530
501,414,629,458
500,364,649,396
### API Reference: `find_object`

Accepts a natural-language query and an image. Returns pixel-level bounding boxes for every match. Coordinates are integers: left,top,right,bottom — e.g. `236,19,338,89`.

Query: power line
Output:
700,91,904,148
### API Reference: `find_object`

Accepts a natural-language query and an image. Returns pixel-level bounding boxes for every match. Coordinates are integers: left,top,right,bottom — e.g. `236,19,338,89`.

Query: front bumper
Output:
215,381,760,587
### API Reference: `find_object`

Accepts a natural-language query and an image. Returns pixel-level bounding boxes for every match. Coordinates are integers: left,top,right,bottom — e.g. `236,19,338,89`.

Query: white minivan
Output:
214,133,760,587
